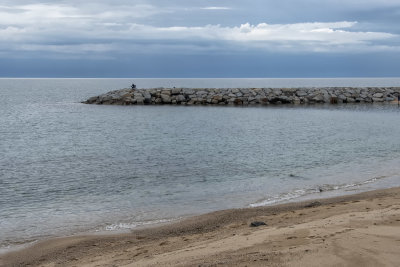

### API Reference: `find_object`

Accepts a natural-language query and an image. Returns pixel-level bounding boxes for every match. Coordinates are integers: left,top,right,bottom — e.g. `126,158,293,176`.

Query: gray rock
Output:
250,221,267,227
171,88,181,95
161,90,171,96
85,96,98,104
312,95,324,103
143,92,151,104
263,88,272,94
161,94,171,103
183,88,195,95
282,88,297,94
240,88,250,94
135,97,144,104
273,89,282,95
373,93,383,98
196,91,208,95
296,90,307,97
176,95,186,102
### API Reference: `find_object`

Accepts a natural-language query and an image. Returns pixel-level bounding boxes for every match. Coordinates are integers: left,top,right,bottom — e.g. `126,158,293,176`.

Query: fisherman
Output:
131,83,136,89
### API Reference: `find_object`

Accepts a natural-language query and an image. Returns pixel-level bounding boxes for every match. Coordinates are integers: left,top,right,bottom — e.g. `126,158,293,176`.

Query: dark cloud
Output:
0,0,399,77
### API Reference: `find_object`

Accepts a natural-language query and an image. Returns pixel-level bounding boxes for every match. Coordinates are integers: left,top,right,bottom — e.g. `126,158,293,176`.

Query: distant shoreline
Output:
2,186,399,266
83,87,400,106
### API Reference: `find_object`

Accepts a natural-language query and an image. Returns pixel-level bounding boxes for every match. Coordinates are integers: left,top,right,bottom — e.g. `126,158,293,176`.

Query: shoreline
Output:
1,172,398,256
1,186,399,266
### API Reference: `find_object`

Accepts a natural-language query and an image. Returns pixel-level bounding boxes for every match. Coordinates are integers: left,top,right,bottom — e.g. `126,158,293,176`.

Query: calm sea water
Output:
1,78,400,252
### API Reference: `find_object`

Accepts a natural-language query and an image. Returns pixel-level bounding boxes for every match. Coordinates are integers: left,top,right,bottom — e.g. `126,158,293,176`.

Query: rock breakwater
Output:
83,87,400,105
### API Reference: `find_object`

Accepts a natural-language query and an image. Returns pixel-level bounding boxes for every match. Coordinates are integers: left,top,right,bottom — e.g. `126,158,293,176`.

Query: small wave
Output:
0,240,38,255
249,189,308,207
249,175,390,207
104,218,178,231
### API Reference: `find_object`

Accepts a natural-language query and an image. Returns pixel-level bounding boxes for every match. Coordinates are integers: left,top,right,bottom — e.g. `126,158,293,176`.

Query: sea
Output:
1,78,400,253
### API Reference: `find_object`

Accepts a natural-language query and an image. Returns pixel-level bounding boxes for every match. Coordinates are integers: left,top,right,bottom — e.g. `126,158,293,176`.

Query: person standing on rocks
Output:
131,83,136,89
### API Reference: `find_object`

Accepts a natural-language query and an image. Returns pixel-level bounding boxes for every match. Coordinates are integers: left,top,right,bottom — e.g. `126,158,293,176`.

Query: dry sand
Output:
1,187,400,267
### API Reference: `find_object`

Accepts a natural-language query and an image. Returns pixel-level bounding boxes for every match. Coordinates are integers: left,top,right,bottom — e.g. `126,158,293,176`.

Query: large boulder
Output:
143,91,152,104
171,88,181,95
161,94,172,103
373,93,383,98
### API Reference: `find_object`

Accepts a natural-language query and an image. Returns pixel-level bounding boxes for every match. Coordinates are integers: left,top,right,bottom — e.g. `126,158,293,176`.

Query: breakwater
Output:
83,87,400,105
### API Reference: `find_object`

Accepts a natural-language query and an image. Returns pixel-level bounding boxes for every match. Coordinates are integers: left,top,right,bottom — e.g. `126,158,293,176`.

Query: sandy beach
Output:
1,187,400,267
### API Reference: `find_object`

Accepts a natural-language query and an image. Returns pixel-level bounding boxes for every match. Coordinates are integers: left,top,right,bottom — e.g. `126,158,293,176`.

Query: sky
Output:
1,0,400,77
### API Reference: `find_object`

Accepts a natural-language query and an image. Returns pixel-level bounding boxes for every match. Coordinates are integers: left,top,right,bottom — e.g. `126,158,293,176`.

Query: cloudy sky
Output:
1,0,400,77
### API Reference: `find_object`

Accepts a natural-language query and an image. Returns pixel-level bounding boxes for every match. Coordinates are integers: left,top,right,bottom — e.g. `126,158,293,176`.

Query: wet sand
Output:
1,187,400,267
